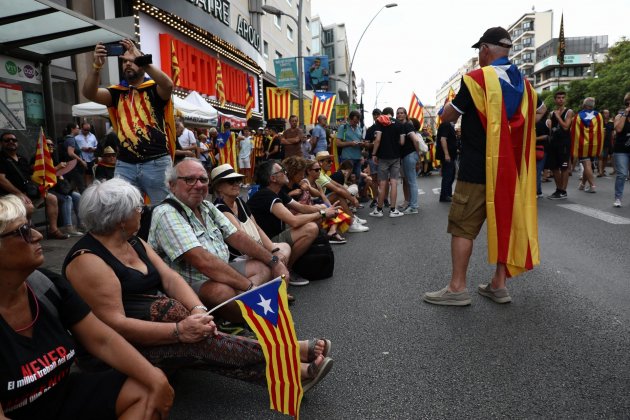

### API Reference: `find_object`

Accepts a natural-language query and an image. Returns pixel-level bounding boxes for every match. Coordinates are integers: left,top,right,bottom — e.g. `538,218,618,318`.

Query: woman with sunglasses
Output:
62,179,333,393
0,195,173,420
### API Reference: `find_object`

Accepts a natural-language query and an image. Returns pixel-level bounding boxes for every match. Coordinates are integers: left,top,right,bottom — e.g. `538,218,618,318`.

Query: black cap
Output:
471,27,512,49
223,121,231,128
372,108,382,115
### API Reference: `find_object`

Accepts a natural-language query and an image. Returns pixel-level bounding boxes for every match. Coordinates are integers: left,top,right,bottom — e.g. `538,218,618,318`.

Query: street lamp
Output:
348,3,398,108
374,81,391,109
262,4,305,128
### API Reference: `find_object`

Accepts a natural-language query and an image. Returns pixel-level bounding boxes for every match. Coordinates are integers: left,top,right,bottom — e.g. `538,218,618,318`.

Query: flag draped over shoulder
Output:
557,13,566,66
216,57,226,106
408,93,424,128
234,278,303,418
310,92,336,124
31,127,56,197
266,88,291,119
570,110,604,159
245,76,254,120
463,64,539,277
171,40,180,86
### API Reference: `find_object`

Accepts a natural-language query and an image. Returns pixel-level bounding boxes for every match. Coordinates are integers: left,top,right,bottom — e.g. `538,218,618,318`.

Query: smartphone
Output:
104,42,125,56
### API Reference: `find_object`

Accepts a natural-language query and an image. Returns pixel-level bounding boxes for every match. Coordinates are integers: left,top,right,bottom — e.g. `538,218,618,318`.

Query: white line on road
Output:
557,204,630,225
432,188,441,195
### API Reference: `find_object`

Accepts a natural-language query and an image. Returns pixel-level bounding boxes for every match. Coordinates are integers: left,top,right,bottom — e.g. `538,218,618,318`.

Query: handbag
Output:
6,158,40,199
53,178,73,195
535,145,545,161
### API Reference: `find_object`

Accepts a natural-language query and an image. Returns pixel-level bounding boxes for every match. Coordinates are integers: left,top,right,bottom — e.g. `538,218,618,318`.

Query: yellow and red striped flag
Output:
31,127,57,197
234,278,303,417
570,110,604,159
216,57,226,106
266,87,291,119
408,93,425,128
436,87,457,131
245,75,254,120
310,92,336,124
171,40,180,86
463,65,539,278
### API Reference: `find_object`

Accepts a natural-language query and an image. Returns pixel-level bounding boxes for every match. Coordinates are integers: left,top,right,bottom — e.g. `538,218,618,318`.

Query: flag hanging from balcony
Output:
310,92,336,124
245,75,254,120
557,13,566,66
408,93,425,128
266,87,291,119
234,278,303,418
216,57,226,106
171,40,180,86
31,127,57,197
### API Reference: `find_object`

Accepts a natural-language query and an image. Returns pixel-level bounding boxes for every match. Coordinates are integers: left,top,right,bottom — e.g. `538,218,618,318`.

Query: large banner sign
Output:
273,58,299,89
304,56,329,91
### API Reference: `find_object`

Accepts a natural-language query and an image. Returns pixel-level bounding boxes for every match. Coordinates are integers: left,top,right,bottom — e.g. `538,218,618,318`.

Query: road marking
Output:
557,204,630,224
417,189,426,195
432,188,441,195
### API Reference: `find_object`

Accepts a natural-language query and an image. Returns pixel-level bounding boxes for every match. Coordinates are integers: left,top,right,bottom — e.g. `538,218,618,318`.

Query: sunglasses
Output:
321,159,332,164
225,178,243,185
2,137,17,143
0,223,35,243
178,176,210,185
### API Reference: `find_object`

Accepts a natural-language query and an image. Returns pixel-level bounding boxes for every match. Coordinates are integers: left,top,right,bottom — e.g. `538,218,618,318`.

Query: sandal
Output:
327,233,347,244
302,356,334,393
48,230,69,240
306,338,332,362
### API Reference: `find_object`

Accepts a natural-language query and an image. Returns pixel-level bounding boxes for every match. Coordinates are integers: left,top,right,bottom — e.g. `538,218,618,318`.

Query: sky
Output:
311,0,630,114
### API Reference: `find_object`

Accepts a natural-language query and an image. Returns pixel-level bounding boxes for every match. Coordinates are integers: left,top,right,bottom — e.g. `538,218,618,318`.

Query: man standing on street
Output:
74,122,99,187
423,27,545,306
83,39,175,203
546,91,574,200
336,110,365,182
311,115,329,155
437,121,458,202
281,115,305,158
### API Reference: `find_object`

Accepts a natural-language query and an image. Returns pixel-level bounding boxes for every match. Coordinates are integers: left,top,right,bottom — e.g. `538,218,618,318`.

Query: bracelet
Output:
92,62,103,70
319,209,326,219
173,322,181,341
190,304,208,312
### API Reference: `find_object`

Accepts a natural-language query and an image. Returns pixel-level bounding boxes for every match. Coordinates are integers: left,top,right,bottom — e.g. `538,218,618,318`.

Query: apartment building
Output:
507,10,553,82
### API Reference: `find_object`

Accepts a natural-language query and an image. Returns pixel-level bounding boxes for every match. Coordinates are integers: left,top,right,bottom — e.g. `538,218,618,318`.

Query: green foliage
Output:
564,38,630,112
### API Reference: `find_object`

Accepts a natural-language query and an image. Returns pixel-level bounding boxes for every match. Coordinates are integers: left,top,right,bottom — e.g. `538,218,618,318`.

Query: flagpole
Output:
206,277,283,315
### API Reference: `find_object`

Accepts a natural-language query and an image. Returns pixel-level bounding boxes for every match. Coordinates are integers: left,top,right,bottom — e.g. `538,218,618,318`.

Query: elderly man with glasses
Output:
148,158,288,327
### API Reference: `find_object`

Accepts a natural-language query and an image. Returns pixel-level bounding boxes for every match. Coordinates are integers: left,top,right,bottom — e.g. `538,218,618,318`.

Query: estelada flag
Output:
171,40,180,86
408,93,425,128
245,75,255,120
216,130,239,171
570,109,604,159
266,88,291,119
310,92,336,124
234,278,303,418
463,63,539,277
31,127,57,197
216,57,226,106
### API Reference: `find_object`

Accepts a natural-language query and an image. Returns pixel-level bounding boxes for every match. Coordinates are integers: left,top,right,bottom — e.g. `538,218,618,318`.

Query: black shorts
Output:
546,139,571,170
56,370,127,419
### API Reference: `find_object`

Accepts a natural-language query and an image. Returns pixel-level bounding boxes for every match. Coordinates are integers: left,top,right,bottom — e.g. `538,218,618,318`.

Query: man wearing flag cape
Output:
424,27,545,306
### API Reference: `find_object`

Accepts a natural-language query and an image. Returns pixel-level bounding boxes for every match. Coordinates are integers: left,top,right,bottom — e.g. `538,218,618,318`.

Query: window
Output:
273,15,281,29
323,45,334,59
275,51,283,60
287,26,294,41
323,29,334,44
263,41,269,58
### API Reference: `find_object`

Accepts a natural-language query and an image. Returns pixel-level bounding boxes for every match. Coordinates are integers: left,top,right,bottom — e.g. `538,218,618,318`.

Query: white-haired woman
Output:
0,195,173,420
62,178,332,391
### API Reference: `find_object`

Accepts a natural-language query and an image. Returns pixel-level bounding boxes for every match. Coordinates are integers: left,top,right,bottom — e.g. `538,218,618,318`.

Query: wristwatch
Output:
268,255,279,267
319,209,326,219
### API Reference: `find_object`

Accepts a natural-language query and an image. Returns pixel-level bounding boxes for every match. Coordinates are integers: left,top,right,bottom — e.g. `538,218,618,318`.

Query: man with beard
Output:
82,39,175,203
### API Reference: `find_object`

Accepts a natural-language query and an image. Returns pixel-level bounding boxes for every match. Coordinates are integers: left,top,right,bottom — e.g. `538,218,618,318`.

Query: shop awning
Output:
0,0,133,63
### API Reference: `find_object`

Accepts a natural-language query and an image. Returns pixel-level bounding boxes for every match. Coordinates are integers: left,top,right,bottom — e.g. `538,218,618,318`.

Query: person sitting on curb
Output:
247,160,341,286
148,159,289,326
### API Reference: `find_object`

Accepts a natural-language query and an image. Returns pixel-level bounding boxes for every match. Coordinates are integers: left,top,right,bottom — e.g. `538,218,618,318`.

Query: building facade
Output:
507,10,553,82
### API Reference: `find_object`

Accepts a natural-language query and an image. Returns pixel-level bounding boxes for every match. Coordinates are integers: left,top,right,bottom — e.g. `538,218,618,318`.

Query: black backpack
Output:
137,198,188,241
291,230,335,280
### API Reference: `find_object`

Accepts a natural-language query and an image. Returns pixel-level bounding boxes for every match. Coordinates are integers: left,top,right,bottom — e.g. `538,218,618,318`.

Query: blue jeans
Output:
536,154,547,195
115,155,171,203
614,152,630,200
402,152,419,208
51,191,81,227
440,159,456,199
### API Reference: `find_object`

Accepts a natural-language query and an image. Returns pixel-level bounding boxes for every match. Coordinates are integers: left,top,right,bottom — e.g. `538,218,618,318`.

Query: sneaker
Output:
578,183,585,191
397,201,409,211
369,200,378,209
289,272,310,286
402,207,418,214
389,209,404,218
477,283,512,304
63,226,84,237
614,199,622,208
586,185,596,193
536,192,544,198
547,191,565,200
347,223,369,233
559,191,567,199
423,287,471,306
369,208,384,217
353,216,367,225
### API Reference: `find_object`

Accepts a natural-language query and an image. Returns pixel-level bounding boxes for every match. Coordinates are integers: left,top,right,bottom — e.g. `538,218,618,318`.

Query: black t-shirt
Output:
374,118,403,159
436,122,458,158
264,136,282,160
214,197,253,260
549,109,571,144
535,118,550,146
399,122,417,157
247,187,293,239
0,152,30,195
0,271,90,418
330,170,345,185
364,124,378,158
613,118,630,153
604,121,614,147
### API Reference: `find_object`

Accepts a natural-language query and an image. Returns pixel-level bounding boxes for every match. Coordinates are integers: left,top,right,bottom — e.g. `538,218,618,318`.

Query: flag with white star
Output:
310,92,336,124
234,277,303,417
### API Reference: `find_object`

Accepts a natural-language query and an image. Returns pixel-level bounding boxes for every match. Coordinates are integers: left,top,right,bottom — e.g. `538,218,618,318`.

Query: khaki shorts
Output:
271,228,294,246
447,181,486,240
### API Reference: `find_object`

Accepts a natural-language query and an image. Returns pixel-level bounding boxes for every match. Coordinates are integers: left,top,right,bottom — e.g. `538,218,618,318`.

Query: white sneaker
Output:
353,216,367,225
614,199,622,208
369,209,384,218
389,209,404,218
289,271,310,286
347,223,369,233
402,207,418,215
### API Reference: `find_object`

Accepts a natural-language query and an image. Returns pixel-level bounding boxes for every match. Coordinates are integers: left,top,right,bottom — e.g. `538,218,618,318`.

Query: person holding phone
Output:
82,39,175,204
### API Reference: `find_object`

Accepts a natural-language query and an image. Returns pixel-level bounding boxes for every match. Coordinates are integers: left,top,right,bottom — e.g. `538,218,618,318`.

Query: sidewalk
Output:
41,235,82,274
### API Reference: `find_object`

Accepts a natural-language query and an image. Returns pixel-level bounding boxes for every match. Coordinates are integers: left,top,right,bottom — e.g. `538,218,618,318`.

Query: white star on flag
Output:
257,293,274,315
583,111,596,121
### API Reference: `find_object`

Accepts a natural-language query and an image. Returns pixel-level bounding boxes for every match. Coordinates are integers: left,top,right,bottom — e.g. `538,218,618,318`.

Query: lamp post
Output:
348,3,397,109
262,4,305,129
374,81,391,109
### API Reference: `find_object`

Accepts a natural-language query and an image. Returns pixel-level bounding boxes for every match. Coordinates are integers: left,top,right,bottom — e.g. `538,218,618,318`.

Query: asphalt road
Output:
41,170,630,419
